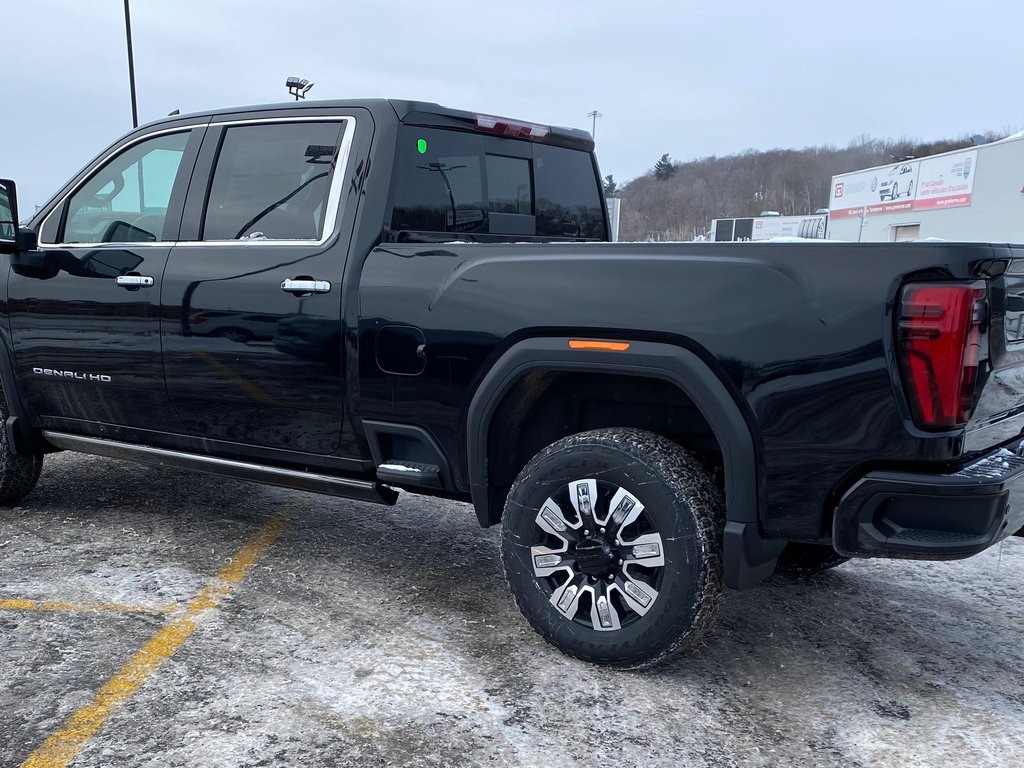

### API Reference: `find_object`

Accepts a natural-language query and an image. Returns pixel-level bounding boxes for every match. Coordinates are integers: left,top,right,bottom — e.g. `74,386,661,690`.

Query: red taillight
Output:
474,114,550,140
897,281,987,428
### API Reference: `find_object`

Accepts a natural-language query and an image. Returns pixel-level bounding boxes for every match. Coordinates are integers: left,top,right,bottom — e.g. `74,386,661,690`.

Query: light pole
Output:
123,0,139,128
587,110,602,139
286,77,314,101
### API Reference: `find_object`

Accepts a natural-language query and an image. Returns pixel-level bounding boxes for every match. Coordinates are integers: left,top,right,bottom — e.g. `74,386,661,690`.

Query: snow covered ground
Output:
2,452,1022,767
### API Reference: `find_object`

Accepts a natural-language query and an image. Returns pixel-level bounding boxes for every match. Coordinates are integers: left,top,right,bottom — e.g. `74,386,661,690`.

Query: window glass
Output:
392,127,604,240
202,122,345,241
0,185,13,239
486,155,532,214
391,129,487,234
534,144,607,239
63,131,190,244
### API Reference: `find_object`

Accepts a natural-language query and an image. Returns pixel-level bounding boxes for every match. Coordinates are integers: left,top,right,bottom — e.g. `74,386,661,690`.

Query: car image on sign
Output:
877,163,915,202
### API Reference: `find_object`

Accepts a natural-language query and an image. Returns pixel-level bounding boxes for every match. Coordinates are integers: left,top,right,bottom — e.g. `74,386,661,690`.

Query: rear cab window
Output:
389,126,606,241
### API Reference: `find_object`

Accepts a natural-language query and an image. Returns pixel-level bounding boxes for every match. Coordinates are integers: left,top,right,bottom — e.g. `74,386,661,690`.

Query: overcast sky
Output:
3,0,1021,211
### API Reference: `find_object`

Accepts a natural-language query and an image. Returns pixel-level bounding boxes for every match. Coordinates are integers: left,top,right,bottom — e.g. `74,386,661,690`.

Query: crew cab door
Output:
7,126,204,431
161,116,357,455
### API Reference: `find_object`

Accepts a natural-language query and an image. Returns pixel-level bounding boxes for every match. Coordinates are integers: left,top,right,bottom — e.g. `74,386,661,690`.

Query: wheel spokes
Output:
534,479,665,632
535,497,581,544
622,532,665,568
530,545,572,578
567,479,599,526
590,580,622,631
616,574,658,616
550,574,587,620
607,486,644,539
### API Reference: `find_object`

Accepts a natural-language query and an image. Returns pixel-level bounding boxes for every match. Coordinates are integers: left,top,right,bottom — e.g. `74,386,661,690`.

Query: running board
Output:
41,431,399,506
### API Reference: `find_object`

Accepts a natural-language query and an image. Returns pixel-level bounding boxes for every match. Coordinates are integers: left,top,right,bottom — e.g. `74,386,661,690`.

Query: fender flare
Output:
466,337,782,589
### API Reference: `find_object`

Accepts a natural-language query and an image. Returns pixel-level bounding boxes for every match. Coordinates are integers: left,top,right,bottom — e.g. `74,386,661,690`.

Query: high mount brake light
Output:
474,114,550,140
897,281,987,428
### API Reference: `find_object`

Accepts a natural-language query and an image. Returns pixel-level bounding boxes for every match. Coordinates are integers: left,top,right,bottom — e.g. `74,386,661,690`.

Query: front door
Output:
161,118,353,455
8,127,202,432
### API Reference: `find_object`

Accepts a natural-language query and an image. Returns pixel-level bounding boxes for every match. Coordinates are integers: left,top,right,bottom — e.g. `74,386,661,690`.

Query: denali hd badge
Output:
32,368,112,382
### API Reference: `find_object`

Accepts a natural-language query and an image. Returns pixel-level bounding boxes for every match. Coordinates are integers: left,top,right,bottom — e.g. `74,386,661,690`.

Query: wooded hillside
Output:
614,132,1007,241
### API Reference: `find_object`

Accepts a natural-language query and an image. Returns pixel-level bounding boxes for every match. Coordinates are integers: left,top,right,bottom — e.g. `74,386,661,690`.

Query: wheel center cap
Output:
574,536,616,577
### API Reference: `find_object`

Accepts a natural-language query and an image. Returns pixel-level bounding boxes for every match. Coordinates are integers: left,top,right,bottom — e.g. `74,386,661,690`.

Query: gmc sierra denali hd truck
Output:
1,99,1023,668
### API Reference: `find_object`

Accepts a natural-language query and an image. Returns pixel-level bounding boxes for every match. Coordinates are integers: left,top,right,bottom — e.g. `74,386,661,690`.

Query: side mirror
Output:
0,178,19,254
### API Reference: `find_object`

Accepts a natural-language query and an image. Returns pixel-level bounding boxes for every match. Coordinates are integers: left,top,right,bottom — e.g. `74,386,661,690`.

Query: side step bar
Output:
41,431,399,506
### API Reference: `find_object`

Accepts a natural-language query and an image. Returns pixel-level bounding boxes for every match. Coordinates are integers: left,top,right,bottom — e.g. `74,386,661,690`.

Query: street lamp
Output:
286,77,314,101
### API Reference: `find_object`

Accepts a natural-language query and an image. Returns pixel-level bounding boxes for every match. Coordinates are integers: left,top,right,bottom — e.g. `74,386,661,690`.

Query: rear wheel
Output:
0,385,42,505
500,428,724,668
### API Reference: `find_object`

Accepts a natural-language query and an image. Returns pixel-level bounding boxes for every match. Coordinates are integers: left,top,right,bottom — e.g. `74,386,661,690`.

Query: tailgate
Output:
967,246,1024,449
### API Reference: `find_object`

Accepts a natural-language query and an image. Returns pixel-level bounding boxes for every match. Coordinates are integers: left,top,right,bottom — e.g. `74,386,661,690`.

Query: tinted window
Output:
202,122,345,241
391,130,487,234
391,127,603,240
487,155,532,214
63,131,190,244
534,144,606,239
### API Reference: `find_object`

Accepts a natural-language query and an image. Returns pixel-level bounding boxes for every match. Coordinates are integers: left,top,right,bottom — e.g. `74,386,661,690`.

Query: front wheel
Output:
0,386,43,505
500,428,724,668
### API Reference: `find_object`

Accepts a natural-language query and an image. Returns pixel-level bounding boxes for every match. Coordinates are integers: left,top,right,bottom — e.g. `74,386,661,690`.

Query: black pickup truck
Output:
2,99,1023,668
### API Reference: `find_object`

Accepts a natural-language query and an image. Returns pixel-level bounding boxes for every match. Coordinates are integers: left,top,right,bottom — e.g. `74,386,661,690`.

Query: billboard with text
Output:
829,149,977,220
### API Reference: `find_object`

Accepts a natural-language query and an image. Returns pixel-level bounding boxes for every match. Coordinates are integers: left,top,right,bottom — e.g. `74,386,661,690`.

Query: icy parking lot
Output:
2,451,1023,767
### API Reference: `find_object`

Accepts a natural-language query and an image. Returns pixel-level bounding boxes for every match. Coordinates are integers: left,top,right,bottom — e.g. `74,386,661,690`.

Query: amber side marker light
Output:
568,339,631,352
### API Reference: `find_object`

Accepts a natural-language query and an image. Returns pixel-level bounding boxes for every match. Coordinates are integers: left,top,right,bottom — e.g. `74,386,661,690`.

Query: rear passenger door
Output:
161,116,357,455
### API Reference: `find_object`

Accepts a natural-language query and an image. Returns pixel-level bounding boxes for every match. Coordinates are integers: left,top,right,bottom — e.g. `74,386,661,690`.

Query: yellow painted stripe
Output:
0,599,172,616
20,514,286,768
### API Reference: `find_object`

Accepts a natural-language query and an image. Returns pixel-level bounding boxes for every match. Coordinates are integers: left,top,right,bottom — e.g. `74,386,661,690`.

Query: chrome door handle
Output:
114,274,154,288
281,278,331,294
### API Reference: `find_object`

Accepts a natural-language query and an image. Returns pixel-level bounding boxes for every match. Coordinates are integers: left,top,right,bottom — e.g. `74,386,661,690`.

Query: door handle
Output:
281,278,331,295
115,274,154,288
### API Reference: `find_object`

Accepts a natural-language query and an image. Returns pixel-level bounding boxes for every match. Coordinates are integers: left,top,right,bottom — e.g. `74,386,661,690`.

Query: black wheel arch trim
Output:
0,333,40,455
465,337,783,588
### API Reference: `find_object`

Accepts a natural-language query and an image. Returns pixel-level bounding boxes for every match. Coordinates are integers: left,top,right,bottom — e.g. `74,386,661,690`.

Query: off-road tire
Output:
500,428,724,669
775,543,848,573
0,385,42,505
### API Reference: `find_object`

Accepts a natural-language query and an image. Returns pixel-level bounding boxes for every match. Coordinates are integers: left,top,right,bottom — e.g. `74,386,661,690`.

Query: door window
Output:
63,131,191,244
201,122,346,241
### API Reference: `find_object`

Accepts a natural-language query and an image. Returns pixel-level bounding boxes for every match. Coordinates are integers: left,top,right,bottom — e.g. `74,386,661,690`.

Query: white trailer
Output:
826,132,1024,242
711,214,827,241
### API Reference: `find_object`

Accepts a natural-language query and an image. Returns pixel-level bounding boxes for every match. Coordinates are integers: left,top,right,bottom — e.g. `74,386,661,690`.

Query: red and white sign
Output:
914,149,976,211
828,148,977,219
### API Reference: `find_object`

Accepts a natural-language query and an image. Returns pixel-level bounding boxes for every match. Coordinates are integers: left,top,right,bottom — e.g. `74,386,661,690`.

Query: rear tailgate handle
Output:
114,274,154,289
281,278,331,295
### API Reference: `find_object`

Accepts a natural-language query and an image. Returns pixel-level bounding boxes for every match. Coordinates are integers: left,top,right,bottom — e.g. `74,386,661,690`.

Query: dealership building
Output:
826,131,1024,242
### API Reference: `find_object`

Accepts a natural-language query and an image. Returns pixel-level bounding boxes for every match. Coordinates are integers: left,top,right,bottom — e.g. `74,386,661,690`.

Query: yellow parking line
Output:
0,599,172,616
20,514,287,768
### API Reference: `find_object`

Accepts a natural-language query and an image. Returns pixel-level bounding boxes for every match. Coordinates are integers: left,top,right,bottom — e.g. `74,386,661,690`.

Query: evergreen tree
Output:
603,174,619,196
654,153,676,181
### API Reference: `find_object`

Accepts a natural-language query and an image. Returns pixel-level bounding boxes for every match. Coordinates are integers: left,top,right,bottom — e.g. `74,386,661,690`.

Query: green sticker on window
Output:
416,138,428,154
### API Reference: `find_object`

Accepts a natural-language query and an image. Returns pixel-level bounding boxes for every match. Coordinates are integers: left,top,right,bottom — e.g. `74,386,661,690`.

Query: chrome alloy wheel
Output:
530,479,665,631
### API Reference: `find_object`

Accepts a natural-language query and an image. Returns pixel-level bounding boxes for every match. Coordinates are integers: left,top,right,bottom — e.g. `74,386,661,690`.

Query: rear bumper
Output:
834,441,1024,559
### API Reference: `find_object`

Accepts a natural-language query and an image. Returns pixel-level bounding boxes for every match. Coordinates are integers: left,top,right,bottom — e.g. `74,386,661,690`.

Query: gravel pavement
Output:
2,451,1023,767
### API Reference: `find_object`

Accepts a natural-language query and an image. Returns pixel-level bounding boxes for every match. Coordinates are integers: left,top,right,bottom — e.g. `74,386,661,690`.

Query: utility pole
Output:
124,0,139,128
587,110,602,139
